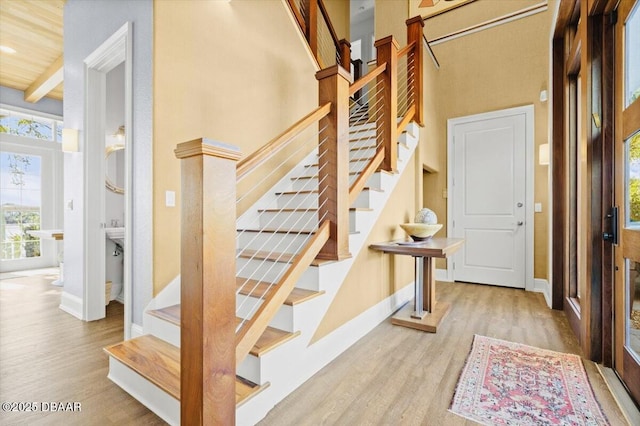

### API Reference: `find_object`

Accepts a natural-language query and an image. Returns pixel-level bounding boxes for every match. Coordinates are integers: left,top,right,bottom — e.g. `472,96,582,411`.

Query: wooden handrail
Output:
349,63,387,97
397,41,416,58
287,0,306,34
397,104,416,135
235,220,330,364
317,0,340,51
236,102,331,180
349,148,385,204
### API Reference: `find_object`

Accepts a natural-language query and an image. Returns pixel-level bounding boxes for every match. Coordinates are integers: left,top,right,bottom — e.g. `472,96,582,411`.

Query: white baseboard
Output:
59,291,83,319
436,268,450,282
533,278,551,308
130,323,145,338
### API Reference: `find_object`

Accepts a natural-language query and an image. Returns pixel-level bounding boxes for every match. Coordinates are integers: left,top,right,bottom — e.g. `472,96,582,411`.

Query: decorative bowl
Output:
400,223,443,241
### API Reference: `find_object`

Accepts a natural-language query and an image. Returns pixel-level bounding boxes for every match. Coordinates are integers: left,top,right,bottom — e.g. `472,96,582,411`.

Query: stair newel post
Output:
316,65,352,261
406,16,424,126
375,35,399,172
174,139,241,426
303,0,319,61
339,38,351,70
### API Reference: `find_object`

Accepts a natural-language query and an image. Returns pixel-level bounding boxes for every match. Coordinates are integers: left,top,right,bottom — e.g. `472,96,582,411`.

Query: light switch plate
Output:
534,203,542,213
166,191,176,207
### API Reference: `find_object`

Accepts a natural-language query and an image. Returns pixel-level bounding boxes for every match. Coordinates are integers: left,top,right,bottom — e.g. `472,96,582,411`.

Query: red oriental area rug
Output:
449,335,609,425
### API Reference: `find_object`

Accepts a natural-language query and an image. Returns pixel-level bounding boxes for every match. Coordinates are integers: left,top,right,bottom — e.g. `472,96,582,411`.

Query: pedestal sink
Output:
105,227,125,247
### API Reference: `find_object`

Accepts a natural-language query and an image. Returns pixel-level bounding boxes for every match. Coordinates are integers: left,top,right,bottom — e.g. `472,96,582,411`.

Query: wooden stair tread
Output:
236,277,325,306
105,335,180,399
104,335,266,405
235,318,301,356
146,305,301,357
147,304,181,327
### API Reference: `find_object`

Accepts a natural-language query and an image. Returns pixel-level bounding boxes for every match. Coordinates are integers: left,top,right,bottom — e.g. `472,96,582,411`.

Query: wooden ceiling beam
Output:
24,55,63,103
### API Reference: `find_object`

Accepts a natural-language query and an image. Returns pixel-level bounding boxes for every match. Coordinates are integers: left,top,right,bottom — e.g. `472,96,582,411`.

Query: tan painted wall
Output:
153,0,320,293
312,159,418,342
324,0,350,41
421,2,551,278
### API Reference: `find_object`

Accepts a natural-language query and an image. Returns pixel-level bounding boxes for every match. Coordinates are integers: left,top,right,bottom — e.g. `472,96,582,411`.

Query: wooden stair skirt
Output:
104,335,268,408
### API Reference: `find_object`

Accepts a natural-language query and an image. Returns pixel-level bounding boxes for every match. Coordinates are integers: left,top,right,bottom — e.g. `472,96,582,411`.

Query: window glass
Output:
0,109,55,141
0,152,42,260
628,131,640,225
626,2,640,106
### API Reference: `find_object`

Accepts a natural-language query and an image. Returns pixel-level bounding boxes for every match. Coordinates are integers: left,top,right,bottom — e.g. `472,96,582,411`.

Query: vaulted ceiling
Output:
0,0,64,102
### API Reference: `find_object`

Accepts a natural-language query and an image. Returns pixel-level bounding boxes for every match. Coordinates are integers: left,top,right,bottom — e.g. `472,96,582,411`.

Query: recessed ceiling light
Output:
0,45,17,54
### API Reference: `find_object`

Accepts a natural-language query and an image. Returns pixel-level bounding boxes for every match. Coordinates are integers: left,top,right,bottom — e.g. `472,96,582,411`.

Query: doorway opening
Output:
83,23,133,338
447,105,535,290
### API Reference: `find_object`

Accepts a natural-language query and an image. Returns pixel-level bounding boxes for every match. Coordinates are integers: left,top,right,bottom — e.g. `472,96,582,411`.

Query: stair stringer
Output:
236,122,420,425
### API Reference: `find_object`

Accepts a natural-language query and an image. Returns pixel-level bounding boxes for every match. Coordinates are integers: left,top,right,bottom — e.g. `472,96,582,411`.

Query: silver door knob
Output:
517,202,523,207
517,221,524,226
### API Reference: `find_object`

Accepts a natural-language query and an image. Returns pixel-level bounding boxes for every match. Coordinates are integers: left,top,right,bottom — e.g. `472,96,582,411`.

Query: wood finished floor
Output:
259,281,629,426
0,270,164,425
0,272,629,425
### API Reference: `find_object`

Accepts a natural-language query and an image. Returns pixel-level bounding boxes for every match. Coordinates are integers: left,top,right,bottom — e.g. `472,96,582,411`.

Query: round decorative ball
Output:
414,208,437,225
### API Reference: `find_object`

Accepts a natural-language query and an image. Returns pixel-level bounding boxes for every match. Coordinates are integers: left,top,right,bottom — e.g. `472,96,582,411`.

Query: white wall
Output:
0,86,63,116
63,0,152,324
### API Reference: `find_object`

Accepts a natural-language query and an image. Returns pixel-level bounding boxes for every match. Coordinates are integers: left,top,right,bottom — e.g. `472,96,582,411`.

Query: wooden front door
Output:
613,0,640,406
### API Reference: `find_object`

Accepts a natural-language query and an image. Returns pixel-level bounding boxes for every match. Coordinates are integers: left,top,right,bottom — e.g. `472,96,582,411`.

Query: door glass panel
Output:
0,152,42,260
628,260,640,358
627,2,640,106
628,131,640,225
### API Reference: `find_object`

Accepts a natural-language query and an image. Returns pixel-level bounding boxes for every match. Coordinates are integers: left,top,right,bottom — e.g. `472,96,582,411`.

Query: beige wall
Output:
421,2,551,279
324,0,350,41
153,0,320,293
313,159,418,341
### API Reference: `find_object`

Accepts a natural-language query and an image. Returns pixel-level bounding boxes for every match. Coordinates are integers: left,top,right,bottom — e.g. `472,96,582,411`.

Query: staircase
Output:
104,119,419,425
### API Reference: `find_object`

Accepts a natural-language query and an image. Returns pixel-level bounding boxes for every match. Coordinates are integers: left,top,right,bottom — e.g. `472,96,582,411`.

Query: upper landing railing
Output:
174,16,425,425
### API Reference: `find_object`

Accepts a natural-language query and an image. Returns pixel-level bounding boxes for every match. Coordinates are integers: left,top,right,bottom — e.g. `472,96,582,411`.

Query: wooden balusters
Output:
406,16,425,126
316,65,352,261
375,36,399,173
174,139,241,426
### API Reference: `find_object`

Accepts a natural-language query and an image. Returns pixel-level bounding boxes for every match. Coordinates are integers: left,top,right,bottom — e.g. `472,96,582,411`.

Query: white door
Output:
449,106,533,288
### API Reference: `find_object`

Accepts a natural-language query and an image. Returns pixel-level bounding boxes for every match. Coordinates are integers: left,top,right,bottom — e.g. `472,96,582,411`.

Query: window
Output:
0,106,62,270
0,108,63,142
0,153,42,260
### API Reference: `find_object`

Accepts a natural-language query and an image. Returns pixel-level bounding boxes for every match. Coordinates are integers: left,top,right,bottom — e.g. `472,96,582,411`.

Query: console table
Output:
370,237,464,332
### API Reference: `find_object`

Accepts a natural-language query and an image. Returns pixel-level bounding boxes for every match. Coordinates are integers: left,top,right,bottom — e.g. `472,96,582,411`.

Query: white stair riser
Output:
236,294,293,332
145,312,180,348
107,358,179,426
236,258,320,290
276,193,318,209
258,210,318,230
236,257,290,283
351,189,377,209
237,231,310,253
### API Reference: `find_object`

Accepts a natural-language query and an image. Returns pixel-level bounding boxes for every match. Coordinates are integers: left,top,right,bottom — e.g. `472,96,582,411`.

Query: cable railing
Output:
287,0,350,70
174,16,426,421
